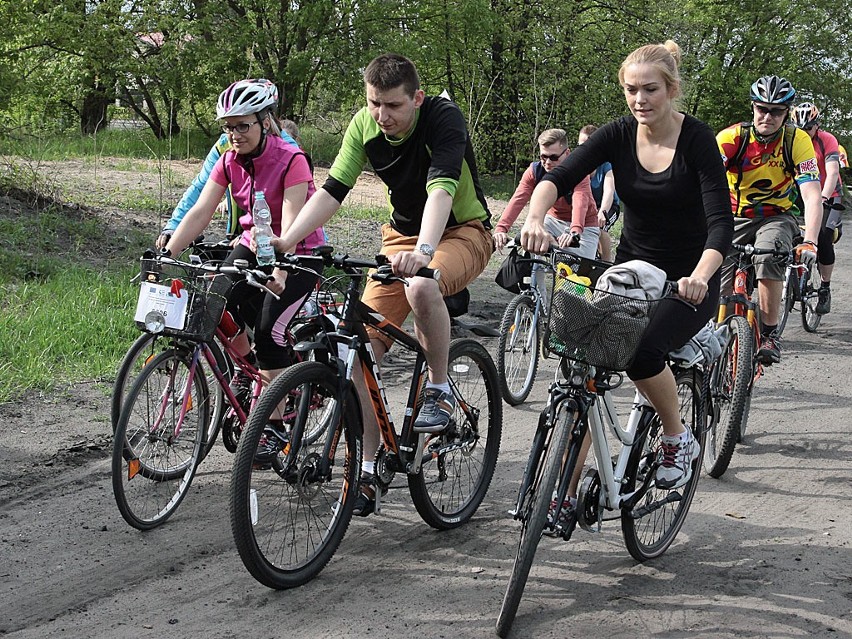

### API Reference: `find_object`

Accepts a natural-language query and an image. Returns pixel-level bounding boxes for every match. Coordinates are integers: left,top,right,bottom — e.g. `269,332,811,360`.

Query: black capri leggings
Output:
224,244,320,370
626,272,720,381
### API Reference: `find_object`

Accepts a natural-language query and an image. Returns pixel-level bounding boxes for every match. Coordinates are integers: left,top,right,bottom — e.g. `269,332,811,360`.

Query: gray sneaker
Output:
413,388,456,433
655,427,700,490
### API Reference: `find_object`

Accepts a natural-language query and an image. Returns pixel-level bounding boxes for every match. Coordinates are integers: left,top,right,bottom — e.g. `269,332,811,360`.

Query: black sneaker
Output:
757,332,781,365
352,473,387,517
413,388,456,433
816,286,831,315
230,370,253,409
254,424,289,465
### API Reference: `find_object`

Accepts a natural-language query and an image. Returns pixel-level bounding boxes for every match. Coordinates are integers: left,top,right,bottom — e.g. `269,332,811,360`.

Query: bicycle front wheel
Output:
776,270,795,337
496,401,574,638
496,294,540,405
801,264,822,332
704,316,753,478
621,369,705,561
112,333,227,460
112,349,209,530
230,361,360,589
408,339,502,529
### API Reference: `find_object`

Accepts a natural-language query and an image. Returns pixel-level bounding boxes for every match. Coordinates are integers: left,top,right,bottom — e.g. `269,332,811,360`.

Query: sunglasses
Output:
753,104,788,118
540,151,565,163
221,121,259,135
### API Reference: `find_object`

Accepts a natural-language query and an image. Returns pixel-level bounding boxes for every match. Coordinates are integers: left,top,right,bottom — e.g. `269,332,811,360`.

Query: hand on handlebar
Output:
493,231,510,251
390,250,432,278
520,220,553,254
676,274,709,305
794,241,817,264
557,230,581,249
156,232,171,250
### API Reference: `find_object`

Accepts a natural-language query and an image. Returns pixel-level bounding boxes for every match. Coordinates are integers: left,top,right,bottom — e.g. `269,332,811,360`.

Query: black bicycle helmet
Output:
750,75,796,105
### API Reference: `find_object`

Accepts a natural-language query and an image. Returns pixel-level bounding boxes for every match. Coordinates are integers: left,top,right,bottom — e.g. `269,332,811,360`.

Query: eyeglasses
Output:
221,121,259,135
753,104,788,118
540,150,566,163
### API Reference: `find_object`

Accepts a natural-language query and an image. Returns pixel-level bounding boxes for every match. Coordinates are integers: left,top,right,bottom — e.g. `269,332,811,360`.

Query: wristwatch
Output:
415,242,435,258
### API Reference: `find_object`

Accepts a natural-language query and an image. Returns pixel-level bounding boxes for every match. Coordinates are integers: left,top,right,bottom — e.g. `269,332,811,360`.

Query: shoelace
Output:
659,441,680,468
421,391,452,417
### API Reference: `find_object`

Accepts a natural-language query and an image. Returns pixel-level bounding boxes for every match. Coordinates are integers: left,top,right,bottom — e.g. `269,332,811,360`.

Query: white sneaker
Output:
655,427,700,489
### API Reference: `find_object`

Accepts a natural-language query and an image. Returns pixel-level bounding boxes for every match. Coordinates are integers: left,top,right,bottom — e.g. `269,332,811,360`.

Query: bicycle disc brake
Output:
576,468,602,532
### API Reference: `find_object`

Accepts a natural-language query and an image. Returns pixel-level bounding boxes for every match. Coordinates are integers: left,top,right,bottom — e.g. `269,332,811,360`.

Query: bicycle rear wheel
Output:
112,333,227,460
112,349,209,530
496,294,540,405
621,369,705,561
230,361,360,589
704,316,753,478
409,339,502,529
801,264,822,332
496,400,576,638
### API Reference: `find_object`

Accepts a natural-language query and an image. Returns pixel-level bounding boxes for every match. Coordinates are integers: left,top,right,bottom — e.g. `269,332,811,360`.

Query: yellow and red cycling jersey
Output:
717,124,820,218
840,144,849,169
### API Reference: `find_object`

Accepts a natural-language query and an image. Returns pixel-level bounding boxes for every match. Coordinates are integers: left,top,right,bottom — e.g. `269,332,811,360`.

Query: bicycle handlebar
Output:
731,243,791,258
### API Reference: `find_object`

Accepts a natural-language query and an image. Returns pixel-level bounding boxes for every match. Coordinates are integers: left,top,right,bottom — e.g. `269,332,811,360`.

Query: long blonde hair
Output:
618,40,682,98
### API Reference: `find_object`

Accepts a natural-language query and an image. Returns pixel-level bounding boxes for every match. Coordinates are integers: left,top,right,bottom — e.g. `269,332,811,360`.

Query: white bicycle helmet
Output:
792,102,820,129
216,79,278,119
750,75,796,105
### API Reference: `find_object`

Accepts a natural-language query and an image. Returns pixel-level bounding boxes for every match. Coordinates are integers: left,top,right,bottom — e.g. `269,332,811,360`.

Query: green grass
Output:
0,128,213,161
0,266,140,402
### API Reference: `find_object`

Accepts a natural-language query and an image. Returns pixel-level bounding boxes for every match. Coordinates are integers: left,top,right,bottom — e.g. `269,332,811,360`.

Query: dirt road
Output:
2,163,852,637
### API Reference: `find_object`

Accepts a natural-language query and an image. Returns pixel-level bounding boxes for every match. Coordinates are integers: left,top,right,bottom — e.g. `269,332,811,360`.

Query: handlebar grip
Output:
416,267,441,281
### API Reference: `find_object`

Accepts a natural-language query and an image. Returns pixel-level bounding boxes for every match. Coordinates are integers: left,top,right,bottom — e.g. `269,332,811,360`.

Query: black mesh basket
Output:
135,258,233,342
544,253,660,371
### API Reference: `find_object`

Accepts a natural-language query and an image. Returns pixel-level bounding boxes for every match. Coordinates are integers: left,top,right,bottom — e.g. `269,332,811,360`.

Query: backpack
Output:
727,122,797,214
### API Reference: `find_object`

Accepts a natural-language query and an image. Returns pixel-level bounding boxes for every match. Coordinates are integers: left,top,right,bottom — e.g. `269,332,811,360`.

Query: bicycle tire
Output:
496,294,540,405
621,369,705,562
704,316,753,478
801,263,822,332
408,339,502,529
111,349,209,530
112,333,228,460
496,401,575,638
230,361,360,589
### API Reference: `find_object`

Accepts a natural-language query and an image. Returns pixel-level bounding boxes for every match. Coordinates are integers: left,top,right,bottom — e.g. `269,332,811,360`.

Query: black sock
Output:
820,281,831,289
761,323,777,337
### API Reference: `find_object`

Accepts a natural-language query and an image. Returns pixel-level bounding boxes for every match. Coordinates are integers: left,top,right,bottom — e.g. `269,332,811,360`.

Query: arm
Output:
164,177,227,256
494,167,536,249
600,169,616,214
822,158,841,200
800,179,822,246
520,181,560,254
159,139,224,246
569,175,594,235
273,189,341,252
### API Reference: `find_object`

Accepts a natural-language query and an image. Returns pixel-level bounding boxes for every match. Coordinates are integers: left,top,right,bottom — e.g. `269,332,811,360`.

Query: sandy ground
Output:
2,158,852,638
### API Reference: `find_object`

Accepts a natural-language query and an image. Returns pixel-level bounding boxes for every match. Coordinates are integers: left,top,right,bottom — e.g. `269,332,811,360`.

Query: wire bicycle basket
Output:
134,257,233,342
544,254,661,371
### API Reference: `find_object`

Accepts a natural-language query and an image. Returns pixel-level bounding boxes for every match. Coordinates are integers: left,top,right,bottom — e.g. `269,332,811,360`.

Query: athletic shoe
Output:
757,332,782,365
816,286,832,315
229,370,253,409
544,495,577,538
655,427,700,490
413,388,456,433
253,424,289,465
352,472,387,517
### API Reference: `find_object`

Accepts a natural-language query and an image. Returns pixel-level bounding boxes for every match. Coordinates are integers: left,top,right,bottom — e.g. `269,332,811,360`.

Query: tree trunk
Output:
80,80,109,135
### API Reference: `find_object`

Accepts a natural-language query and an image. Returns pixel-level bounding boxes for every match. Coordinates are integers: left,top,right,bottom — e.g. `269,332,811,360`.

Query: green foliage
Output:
1,0,851,169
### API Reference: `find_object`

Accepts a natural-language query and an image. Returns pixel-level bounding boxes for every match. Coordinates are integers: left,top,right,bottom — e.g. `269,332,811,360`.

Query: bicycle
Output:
229,247,503,589
111,252,329,530
496,238,596,406
496,253,707,637
111,237,234,459
703,242,796,478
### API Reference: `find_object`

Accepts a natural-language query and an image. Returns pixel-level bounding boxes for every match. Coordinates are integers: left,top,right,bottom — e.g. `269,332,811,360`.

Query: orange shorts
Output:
361,220,493,348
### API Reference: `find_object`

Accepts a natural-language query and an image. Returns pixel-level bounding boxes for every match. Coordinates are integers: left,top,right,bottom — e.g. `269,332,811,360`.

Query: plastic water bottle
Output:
253,191,275,266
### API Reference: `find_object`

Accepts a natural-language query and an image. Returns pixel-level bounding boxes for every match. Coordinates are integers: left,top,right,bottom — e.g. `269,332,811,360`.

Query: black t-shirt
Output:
543,114,732,279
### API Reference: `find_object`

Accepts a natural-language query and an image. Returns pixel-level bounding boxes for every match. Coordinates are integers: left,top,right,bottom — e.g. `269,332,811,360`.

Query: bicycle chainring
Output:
374,445,395,491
